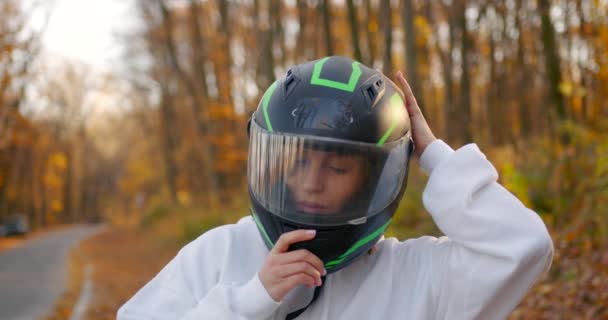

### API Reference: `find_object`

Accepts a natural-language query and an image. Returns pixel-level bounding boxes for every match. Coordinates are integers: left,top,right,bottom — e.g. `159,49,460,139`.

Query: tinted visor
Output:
248,120,412,226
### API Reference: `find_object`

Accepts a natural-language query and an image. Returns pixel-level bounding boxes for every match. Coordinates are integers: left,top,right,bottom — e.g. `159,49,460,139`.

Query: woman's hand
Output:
395,71,437,158
258,229,326,302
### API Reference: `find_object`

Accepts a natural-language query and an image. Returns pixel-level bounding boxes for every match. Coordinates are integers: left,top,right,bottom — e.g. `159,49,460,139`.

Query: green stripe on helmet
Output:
325,219,392,268
310,57,362,93
262,81,278,132
376,93,403,147
251,209,274,247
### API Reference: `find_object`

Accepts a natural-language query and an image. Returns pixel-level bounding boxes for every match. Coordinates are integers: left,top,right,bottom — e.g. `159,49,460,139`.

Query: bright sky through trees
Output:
40,0,132,70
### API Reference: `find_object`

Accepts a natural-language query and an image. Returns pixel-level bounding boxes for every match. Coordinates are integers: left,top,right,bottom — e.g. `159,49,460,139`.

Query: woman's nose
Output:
301,164,325,193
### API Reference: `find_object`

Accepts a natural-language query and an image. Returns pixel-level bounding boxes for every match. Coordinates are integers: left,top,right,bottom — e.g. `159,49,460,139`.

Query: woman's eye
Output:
329,167,347,174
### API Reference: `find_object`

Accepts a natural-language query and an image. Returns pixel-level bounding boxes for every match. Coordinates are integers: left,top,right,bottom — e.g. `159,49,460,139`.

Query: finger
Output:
395,71,422,118
395,71,416,105
275,262,322,285
278,249,326,275
271,229,316,254
275,273,318,293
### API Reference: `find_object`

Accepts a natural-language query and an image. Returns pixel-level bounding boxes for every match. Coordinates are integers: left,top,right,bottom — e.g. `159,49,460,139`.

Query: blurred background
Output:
0,0,606,319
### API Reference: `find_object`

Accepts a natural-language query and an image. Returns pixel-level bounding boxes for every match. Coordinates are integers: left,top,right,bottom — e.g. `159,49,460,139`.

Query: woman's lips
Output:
296,202,328,214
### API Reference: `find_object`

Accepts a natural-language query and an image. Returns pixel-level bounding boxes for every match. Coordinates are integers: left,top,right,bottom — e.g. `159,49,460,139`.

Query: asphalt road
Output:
0,225,102,320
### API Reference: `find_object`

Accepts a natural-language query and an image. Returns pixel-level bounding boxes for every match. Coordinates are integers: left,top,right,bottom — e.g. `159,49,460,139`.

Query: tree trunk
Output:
401,0,424,114
576,0,589,122
487,18,499,145
363,0,377,66
380,0,393,76
270,0,286,67
63,147,73,222
346,0,363,62
159,87,179,205
295,0,309,60
254,0,275,92
188,0,210,102
539,0,566,120
457,1,473,144
320,0,334,56
432,3,455,141
515,0,532,138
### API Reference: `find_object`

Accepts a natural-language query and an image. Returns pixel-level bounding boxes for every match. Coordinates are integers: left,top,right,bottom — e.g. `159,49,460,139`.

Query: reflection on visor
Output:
248,120,411,226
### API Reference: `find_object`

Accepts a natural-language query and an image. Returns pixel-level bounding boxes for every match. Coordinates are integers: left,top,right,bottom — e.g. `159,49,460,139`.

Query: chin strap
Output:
285,276,326,320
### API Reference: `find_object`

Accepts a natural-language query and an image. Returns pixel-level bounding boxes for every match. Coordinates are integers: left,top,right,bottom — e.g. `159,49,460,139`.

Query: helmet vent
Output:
286,76,296,88
366,86,377,100
284,74,299,97
362,76,386,110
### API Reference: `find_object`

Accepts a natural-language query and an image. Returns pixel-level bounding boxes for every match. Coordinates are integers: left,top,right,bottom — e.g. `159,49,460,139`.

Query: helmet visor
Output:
248,119,412,226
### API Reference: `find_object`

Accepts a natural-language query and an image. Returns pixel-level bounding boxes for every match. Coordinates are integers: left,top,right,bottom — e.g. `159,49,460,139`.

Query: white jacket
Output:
117,140,553,320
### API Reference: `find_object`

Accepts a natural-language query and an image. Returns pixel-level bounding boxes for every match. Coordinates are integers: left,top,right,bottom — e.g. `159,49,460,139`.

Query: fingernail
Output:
306,230,316,236
322,268,327,276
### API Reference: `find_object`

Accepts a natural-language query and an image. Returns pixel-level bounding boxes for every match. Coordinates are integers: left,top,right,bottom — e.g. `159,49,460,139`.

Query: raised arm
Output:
395,72,553,319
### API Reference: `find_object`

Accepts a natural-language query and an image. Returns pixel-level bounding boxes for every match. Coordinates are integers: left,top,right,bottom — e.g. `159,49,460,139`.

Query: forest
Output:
0,0,606,317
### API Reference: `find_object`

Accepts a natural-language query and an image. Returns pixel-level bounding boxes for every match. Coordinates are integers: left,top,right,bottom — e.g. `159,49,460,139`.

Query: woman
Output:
118,56,553,319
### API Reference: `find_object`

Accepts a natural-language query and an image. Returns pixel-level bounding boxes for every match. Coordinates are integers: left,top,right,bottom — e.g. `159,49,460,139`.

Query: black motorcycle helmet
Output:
247,56,414,273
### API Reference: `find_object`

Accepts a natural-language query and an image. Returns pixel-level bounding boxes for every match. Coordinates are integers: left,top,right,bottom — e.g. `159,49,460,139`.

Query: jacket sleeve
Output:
116,227,280,320
418,140,554,319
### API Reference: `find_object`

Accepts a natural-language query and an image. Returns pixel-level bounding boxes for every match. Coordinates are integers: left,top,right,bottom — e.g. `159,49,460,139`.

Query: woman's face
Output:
285,149,366,215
